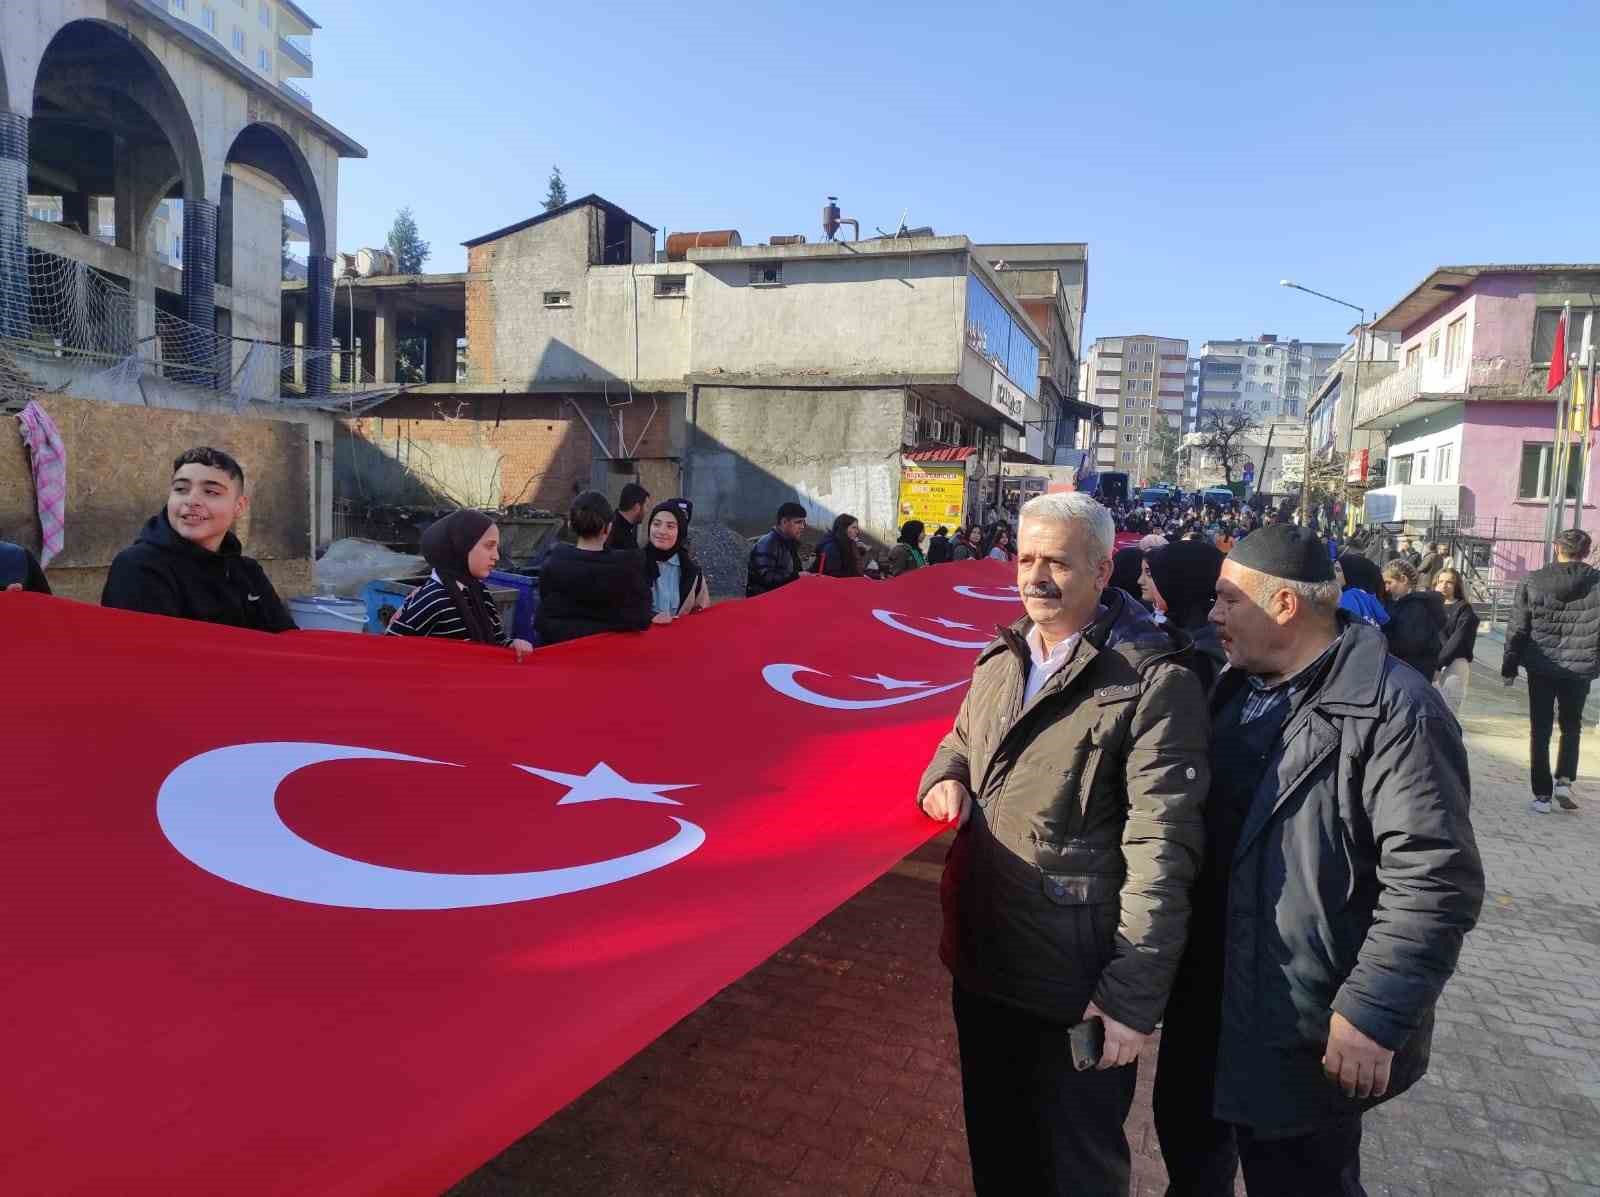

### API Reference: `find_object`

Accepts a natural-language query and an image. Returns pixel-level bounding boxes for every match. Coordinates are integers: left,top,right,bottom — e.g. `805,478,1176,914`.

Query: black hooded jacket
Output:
534,543,653,645
1385,590,1446,680
101,512,295,632
1503,561,1600,681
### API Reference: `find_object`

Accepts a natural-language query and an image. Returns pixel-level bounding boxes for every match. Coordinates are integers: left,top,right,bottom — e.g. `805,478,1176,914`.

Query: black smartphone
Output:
1069,1017,1104,1071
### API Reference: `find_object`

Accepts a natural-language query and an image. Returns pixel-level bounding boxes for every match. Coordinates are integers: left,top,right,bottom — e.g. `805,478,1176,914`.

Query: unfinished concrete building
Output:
333,194,1080,540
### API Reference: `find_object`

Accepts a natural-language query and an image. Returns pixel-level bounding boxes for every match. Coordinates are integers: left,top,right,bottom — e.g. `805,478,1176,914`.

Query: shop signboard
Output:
898,465,967,527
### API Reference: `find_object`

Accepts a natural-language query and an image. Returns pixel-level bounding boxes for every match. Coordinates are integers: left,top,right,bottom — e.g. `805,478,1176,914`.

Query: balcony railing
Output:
279,34,313,71
1354,363,1422,426
279,78,312,109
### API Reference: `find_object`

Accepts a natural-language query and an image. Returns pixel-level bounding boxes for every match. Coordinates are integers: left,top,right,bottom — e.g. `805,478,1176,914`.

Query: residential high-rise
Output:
1081,334,1188,484
1190,333,1343,426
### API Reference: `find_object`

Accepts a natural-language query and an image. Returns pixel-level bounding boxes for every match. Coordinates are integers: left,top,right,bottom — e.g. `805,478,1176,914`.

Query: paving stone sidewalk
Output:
449,653,1600,1196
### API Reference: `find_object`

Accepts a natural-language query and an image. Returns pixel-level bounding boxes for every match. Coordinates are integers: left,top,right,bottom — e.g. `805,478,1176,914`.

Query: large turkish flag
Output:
1,561,1020,1196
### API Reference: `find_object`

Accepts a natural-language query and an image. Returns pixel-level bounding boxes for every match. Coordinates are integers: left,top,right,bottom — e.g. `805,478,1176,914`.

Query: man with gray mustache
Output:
918,491,1210,1196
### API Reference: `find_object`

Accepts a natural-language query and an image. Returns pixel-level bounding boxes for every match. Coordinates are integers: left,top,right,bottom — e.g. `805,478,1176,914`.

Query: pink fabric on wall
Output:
17,400,66,566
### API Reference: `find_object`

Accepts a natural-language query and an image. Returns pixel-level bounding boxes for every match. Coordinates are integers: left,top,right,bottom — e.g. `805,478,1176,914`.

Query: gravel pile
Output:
690,521,753,598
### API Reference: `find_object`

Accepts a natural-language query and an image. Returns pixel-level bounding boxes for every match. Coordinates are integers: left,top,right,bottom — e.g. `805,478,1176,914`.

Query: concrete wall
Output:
0,392,312,602
688,251,966,378
467,206,595,386
224,162,283,344
686,384,905,539
583,263,692,381
1461,400,1592,538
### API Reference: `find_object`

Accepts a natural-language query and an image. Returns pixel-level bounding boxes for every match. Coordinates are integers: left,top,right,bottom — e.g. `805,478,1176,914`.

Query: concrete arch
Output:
29,18,207,204
222,121,328,258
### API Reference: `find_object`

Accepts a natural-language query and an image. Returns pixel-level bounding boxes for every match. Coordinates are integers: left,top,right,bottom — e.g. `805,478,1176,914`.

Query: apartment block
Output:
1081,334,1188,484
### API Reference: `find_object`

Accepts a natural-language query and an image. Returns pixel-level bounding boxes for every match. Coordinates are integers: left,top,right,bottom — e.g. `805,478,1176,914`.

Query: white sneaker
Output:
1530,798,1553,815
1554,780,1579,811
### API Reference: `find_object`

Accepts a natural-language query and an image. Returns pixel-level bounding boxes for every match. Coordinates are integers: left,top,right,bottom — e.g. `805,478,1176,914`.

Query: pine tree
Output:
385,206,430,275
542,165,568,212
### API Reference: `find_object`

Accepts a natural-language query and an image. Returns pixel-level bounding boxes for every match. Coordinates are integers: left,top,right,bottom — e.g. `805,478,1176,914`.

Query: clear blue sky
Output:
312,0,1599,351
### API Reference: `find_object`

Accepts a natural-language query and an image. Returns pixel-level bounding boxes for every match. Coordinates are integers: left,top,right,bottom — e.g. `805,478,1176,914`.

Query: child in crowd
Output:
386,508,533,661
101,447,294,632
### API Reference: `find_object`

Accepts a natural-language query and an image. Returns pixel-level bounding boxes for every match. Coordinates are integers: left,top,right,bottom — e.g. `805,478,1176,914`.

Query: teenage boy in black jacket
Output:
102,447,295,633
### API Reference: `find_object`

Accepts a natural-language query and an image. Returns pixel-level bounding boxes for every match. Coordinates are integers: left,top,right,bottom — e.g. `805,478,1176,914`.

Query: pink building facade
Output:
1355,266,1600,580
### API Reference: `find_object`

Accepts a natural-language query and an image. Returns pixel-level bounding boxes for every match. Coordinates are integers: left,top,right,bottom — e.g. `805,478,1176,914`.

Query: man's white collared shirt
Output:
1023,624,1081,705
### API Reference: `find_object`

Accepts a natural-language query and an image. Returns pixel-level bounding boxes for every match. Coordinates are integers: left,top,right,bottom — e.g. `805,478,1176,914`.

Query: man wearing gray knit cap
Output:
1154,525,1485,1197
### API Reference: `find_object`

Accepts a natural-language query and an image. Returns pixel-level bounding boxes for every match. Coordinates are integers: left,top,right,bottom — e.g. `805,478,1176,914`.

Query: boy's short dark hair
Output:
1556,528,1592,560
570,490,614,538
173,446,244,489
618,482,650,512
776,501,806,522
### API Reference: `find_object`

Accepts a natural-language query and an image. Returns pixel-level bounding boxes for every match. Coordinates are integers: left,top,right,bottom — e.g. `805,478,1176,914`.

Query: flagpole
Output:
1580,310,1598,533
1545,304,1574,564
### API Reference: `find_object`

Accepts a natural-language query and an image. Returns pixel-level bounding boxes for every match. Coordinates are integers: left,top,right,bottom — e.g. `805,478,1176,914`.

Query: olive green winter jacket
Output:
918,589,1210,1031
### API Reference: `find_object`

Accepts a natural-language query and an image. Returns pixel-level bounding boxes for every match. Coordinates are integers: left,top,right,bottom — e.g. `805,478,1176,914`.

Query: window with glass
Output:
1391,455,1413,485
964,274,1040,397
257,46,270,70
1533,308,1596,364
1428,330,1441,358
1444,317,1466,371
1406,345,1421,368
259,0,271,25
231,27,245,52
1415,451,1429,481
1437,444,1454,482
1519,442,1582,500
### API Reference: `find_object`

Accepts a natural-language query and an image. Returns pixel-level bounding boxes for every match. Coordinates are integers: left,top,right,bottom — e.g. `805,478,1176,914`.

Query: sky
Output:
310,0,1600,353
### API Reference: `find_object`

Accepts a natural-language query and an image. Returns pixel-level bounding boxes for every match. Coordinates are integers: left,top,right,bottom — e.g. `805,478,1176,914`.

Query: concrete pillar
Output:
372,291,395,384
306,254,333,396
180,197,218,383
0,112,29,342
428,323,459,383
113,141,164,349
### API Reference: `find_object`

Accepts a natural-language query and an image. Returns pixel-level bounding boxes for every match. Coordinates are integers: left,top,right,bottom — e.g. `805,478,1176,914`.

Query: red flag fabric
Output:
1,562,1020,1196
1548,308,1568,393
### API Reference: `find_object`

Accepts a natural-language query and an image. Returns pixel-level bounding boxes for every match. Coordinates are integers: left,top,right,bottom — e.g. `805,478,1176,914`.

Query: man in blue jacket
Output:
1155,525,1483,1196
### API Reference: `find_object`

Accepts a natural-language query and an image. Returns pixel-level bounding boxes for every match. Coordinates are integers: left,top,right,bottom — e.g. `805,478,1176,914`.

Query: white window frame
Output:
1444,316,1466,372
542,290,572,309
231,27,246,53
259,0,272,26
202,4,216,32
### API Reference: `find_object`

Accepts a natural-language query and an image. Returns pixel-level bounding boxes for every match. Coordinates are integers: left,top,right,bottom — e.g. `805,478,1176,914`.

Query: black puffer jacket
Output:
1385,590,1446,680
101,512,294,632
1503,561,1600,681
1439,601,1479,668
534,544,652,645
1197,623,1483,1135
745,529,802,597
918,589,1209,1031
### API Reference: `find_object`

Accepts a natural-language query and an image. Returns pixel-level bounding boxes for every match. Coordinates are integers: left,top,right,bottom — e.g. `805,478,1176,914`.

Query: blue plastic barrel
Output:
487,569,541,644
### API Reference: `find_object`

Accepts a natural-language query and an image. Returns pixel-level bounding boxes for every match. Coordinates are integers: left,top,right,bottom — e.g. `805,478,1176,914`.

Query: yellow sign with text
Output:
899,467,967,527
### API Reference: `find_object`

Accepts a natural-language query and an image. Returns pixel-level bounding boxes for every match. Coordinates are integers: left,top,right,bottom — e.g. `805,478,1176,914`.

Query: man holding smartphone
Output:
918,492,1209,1196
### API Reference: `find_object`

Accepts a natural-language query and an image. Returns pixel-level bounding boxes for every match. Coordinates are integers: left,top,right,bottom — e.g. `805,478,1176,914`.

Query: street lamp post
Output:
1282,281,1368,532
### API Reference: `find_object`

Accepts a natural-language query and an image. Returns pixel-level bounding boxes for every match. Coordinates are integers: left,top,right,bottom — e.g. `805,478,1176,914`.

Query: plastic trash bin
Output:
487,568,541,644
363,575,522,638
288,595,370,632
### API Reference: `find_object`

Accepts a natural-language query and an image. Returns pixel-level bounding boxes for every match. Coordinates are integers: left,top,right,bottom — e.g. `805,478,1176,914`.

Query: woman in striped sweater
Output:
387,508,534,661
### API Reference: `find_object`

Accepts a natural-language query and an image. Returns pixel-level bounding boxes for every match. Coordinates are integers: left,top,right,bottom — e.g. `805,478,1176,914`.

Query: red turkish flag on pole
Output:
0,563,1021,1196
1548,306,1569,393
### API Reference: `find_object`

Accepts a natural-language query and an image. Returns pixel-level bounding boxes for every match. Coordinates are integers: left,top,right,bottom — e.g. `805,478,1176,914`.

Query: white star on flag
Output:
928,617,979,630
514,762,696,806
852,674,934,691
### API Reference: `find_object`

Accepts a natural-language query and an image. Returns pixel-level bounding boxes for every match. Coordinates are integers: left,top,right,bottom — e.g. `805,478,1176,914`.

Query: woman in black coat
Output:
1382,559,1446,681
1434,567,1478,714
535,491,653,646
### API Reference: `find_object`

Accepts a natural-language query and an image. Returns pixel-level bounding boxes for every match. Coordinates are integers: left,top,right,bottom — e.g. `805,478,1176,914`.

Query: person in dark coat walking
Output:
745,502,808,597
1381,559,1445,681
814,513,864,577
1154,525,1483,1197
535,491,653,645
918,491,1209,1197
1434,568,1478,715
1502,528,1600,813
101,446,294,632
926,526,953,565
